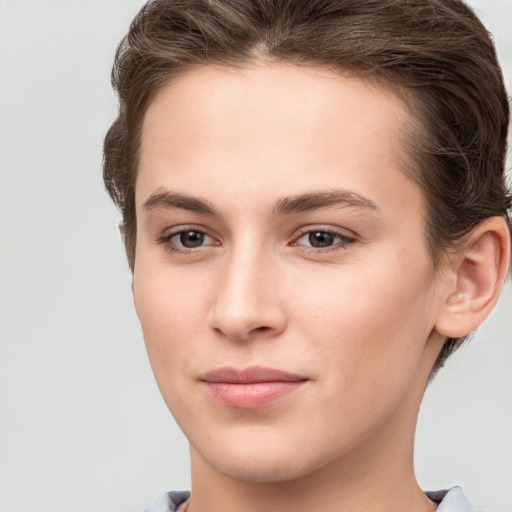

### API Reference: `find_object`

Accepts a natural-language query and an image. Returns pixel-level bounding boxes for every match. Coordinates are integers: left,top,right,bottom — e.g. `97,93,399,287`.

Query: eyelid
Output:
292,224,357,240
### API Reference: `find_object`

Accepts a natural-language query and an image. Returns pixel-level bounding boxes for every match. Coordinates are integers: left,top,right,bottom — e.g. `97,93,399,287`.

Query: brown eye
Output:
294,229,356,251
164,229,217,251
308,231,335,248
179,230,205,247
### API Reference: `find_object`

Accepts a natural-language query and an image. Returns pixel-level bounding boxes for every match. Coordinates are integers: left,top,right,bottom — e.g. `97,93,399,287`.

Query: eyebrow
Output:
141,188,379,216
142,190,218,215
273,189,379,215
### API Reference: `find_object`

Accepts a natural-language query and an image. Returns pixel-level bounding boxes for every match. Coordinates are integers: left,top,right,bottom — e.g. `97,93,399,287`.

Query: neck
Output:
189,450,434,512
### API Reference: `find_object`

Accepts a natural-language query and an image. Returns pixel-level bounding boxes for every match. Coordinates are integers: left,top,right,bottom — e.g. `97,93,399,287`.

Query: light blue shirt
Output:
426,487,482,512
144,486,481,511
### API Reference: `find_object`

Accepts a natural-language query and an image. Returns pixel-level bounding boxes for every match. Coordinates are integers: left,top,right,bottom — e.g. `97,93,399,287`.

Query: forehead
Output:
137,62,421,216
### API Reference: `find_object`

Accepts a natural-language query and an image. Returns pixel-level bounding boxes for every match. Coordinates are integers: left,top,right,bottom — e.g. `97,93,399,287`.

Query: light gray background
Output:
0,1,511,511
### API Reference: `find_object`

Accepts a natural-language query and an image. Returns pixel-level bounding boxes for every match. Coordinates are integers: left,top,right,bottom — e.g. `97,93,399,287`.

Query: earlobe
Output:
435,217,511,338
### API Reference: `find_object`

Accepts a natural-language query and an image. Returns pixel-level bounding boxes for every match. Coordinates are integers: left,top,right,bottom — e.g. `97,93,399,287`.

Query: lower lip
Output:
203,381,306,409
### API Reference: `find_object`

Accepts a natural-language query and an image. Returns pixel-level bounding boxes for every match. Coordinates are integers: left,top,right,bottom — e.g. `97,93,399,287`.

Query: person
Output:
103,1,511,511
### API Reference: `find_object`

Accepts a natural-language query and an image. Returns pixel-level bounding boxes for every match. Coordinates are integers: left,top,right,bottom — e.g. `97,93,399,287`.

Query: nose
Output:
207,246,287,342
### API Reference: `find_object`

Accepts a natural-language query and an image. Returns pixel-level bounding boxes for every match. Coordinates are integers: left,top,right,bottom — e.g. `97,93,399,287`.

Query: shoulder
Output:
426,487,484,512
143,491,190,512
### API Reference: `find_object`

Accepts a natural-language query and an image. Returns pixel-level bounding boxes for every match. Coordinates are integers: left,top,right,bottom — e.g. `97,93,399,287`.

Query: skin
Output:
133,62,460,512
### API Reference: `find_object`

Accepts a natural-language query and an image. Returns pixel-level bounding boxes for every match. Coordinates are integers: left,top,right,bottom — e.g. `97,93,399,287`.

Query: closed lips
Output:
199,366,309,408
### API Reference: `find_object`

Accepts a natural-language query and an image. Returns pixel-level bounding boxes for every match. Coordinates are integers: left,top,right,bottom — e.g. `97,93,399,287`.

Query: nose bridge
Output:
209,236,285,340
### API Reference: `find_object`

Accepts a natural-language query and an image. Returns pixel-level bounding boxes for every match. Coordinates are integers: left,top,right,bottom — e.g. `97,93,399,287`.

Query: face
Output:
133,63,446,483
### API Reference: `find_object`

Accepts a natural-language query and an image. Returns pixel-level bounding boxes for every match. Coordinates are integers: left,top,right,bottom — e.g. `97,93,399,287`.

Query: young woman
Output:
103,1,511,511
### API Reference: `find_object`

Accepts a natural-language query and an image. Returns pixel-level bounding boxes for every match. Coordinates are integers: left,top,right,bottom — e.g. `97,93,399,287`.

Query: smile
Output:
199,366,309,409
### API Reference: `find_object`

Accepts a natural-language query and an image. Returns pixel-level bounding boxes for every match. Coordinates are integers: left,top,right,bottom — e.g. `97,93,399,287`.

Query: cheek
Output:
292,256,436,388
287,274,435,450
132,262,213,373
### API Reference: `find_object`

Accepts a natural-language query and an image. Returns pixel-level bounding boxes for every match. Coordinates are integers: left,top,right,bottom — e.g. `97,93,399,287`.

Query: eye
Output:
160,228,218,252
294,229,356,250
172,230,209,248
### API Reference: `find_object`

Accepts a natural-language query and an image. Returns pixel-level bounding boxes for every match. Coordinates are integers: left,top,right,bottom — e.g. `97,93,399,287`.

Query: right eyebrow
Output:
142,190,218,215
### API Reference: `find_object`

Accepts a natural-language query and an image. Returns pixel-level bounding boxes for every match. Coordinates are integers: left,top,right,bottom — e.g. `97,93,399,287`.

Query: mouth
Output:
199,366,309,409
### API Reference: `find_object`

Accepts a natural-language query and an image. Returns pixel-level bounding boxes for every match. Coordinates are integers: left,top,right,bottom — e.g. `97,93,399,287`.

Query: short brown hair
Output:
103,0,511,371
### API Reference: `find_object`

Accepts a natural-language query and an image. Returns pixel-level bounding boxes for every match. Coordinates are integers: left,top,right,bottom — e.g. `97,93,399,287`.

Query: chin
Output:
208,452,314,483
191,431,339,485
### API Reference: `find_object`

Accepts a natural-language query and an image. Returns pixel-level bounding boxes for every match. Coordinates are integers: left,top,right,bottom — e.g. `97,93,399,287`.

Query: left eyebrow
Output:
272,189,380,215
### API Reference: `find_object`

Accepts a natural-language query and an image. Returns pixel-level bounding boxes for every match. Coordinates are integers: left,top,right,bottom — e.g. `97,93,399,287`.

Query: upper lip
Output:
199,366,308,384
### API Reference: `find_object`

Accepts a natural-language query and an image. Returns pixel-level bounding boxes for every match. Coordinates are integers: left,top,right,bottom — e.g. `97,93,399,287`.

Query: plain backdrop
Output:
0,1,511,511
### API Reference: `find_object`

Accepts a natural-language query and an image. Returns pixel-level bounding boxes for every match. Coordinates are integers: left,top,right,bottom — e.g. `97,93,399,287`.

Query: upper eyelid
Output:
162,225,355,236
163,224,217,238
292,225,357,239
168,230,215,241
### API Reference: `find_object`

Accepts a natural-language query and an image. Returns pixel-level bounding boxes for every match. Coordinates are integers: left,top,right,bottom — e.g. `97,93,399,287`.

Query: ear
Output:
435,217,511,338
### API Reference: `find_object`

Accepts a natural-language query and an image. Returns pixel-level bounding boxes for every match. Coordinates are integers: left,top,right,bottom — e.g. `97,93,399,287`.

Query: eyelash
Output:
157,226,357,255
